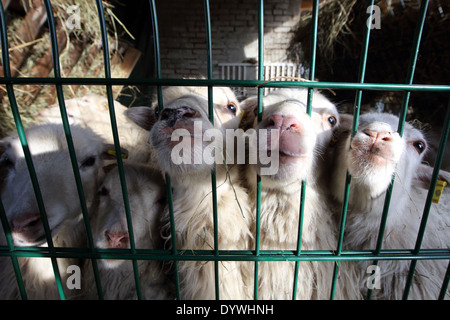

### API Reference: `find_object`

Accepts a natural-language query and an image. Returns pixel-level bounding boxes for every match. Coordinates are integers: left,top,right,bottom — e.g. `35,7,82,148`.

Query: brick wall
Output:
155,0,302,79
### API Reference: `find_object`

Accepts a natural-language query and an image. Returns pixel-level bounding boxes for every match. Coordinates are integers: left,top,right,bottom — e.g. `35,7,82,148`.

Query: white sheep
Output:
0,123,111,299
81,163,174,300
38,94,157,165
129,86,254,300
328,112,450,300
240,88,341,300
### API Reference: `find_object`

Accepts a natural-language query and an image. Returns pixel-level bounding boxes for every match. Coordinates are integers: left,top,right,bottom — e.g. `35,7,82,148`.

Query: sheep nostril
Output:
105,231,129,248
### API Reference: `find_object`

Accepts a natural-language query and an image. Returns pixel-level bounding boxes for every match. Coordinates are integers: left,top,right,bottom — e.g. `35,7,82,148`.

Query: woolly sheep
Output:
240,88,341,299
327,112,450,300
129,86,254,300
0,123,110,299
82,163,174,300
38,94,157,165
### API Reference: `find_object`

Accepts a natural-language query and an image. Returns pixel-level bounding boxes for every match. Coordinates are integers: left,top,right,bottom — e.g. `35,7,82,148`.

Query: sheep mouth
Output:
13,232,48,246
363,150,396,166
99,258,128,269
12,221,64,247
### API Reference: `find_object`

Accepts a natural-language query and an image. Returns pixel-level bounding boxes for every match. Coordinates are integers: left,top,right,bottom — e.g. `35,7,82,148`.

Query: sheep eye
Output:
155,108,160,118
328,116,337,127
98,186,109,196
0,154,14,168
81,156,96,168
413,140,426,154
227,103,237,114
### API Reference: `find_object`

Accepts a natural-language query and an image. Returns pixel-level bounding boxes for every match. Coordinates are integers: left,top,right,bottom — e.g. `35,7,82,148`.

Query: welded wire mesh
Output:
0,0,449,300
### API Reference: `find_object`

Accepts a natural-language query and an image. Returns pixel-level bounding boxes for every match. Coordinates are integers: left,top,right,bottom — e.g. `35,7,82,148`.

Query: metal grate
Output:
0,0,449,300
219,62,302,97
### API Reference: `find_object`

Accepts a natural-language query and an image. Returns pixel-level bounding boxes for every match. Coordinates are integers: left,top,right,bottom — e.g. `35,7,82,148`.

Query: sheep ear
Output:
125,106,157,131
102,144,129,160
415,163,450,189
239,96,258,130
338,113,353,130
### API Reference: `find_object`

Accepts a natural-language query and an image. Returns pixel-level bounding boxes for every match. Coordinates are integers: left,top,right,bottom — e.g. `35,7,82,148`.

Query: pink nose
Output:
363,129,393,142
105,231,129,248
10,214,41,233
265,114,301,132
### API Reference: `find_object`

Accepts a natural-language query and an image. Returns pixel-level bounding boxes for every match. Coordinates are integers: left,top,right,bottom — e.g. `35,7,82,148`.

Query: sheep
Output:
327,112,450,300
129,85,254,300
38,94,157,165
81,162,174,300
240,88,341,300
0,123,112,299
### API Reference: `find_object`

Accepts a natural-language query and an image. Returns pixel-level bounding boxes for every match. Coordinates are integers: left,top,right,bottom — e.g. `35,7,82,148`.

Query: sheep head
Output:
330,113,429,206
241,88,339,187
0,124,109,246
129,86,243,177
91,164,166,269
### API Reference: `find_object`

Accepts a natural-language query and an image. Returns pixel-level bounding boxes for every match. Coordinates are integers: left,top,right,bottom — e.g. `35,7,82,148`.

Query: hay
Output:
288,0,450,127
0,0,139,138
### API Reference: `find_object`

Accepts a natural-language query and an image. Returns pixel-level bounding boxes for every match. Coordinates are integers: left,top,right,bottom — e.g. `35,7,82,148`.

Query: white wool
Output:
241,88,340,299
141,86,254,300
38,94,156,165
0,124,107,299
81,163,174,300
328,112,450,300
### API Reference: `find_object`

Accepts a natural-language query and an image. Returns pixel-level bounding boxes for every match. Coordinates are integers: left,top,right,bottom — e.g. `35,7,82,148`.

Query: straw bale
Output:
0,0,140,138
288,0,449,128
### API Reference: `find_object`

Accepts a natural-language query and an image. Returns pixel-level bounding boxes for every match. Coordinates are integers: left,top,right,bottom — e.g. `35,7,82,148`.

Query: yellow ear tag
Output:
432,180,447,204
239,109,245,122
106,149,128,159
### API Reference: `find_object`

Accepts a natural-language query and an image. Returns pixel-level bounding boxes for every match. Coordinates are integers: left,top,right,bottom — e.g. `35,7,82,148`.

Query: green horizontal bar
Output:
0,77,449,92
1,247,448,262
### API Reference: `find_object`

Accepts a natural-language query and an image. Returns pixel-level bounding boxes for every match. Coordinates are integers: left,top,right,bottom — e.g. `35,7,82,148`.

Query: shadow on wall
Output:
154,0,304,80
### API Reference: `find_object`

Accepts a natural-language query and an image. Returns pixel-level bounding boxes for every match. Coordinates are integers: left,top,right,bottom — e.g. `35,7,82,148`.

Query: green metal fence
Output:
0,0,449,300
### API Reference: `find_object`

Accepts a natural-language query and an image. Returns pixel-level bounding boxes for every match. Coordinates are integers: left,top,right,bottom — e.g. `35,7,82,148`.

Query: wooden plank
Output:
22,19,69,106
43,38,89,105
8,0,47,76
0,0,47,101
110,46,141,98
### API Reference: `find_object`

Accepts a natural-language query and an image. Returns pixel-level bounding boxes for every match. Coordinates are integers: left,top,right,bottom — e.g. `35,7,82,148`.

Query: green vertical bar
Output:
150,0,180,300
438,261,450,300
253,0,264,301
398,0,429,300
293,0,319,300
330,0,375,300
95,0,142,300
0,1,27,300
203,0,220,300
292,180,306,300
404,98,450,300
43,0,104,299
367,0,429,300
0,198,27,299
397,0,429,137
0,0,64,300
